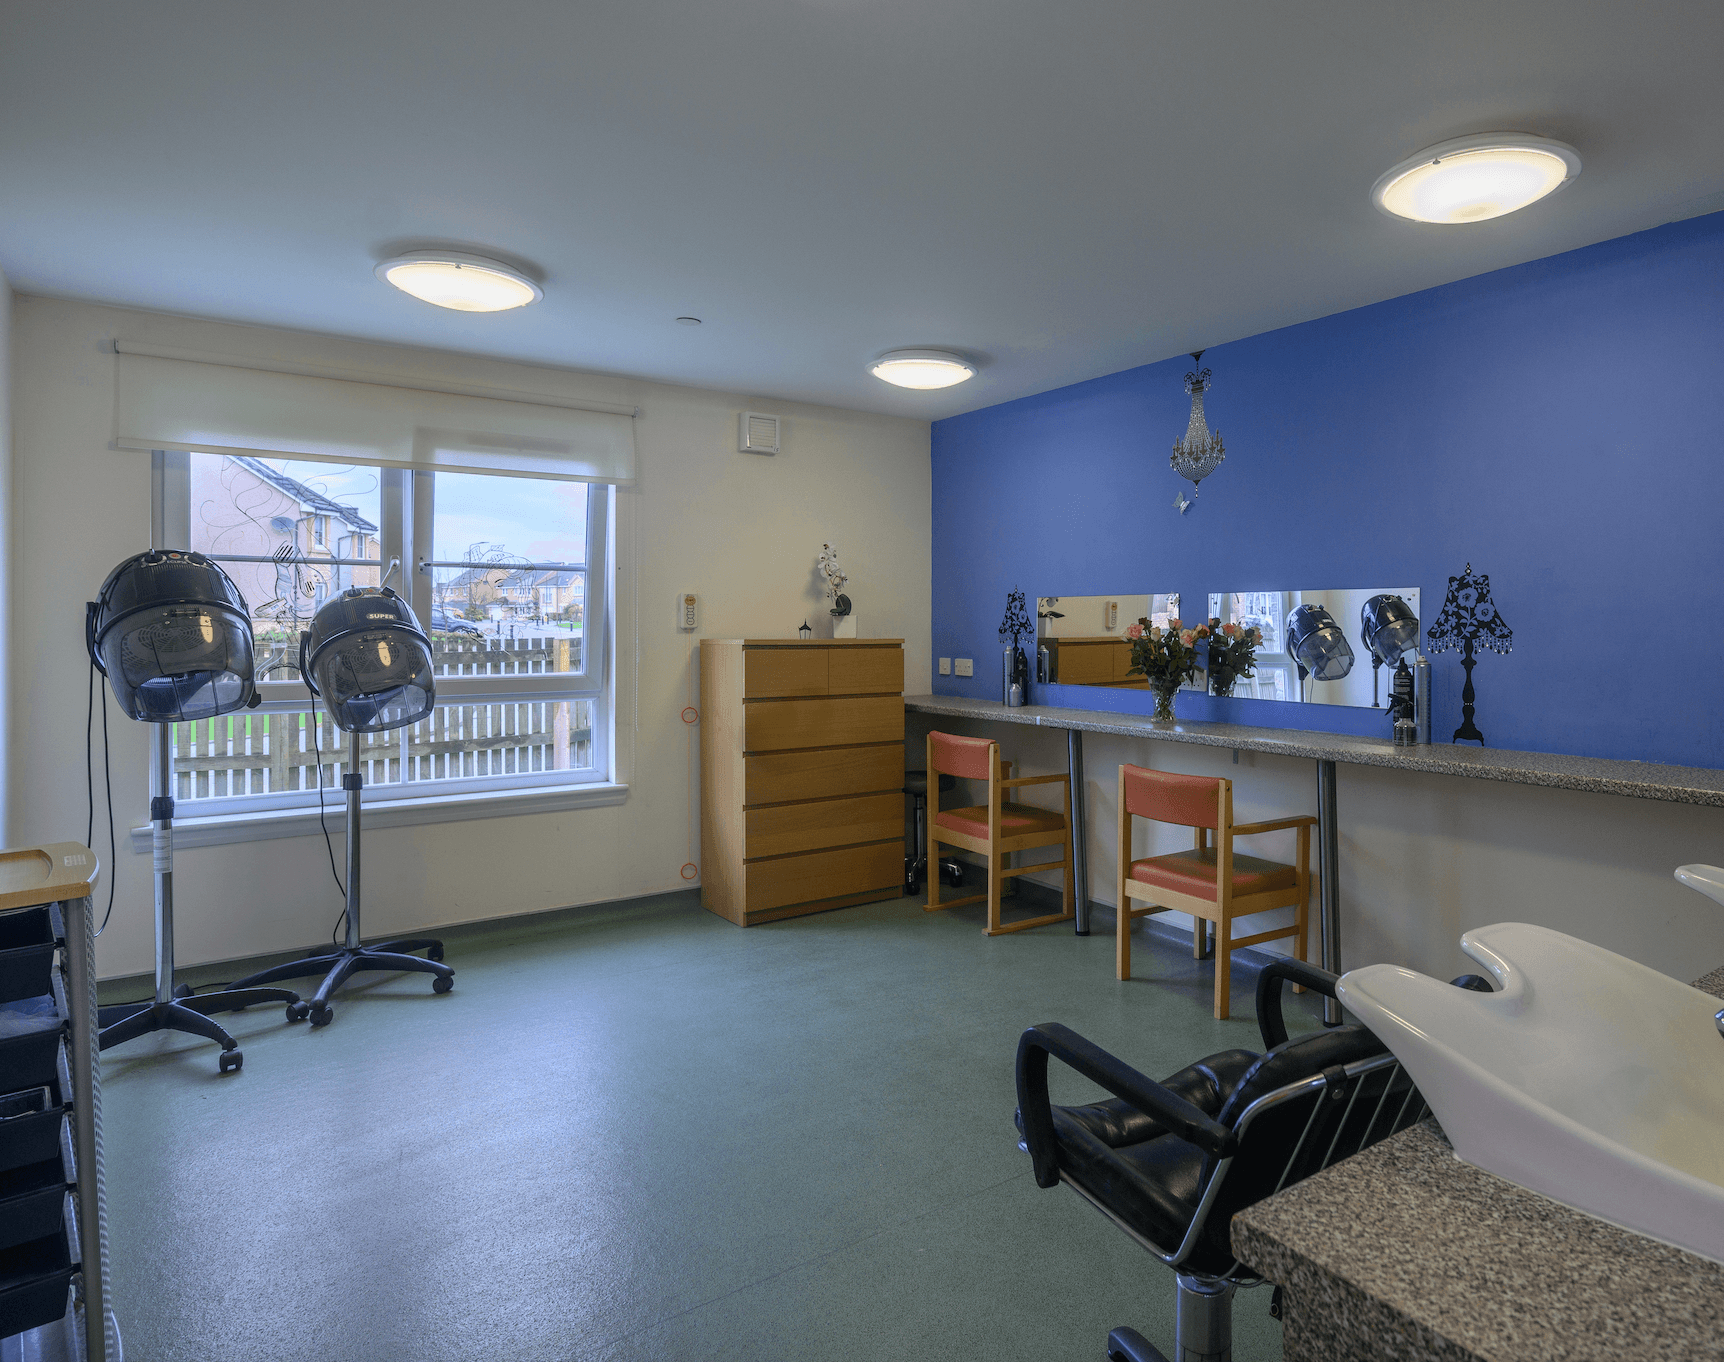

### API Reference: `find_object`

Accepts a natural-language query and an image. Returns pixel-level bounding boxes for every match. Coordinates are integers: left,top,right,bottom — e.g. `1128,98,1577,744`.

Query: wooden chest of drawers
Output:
700,639,905,926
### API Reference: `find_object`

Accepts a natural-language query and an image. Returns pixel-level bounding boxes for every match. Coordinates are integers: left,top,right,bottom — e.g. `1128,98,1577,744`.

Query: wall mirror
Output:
1206,589,1421,707
1035,594,1181,688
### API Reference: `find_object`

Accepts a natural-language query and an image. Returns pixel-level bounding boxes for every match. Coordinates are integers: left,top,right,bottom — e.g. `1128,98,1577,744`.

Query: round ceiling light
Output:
869,349,975,389
375,251,542,312
1372,134,1581,225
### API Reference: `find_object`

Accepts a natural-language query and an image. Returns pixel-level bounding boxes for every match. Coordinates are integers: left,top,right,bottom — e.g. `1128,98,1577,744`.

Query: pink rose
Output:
1167,617,1182,630
1222,622,1238,638
1125,623,1143,639
1179,629,1195,646
1194,625,1211,639
1248,627,1262,644
1150,625,1163,639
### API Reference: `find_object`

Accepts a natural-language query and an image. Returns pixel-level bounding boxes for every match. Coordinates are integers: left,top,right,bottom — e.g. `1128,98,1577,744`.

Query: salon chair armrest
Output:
1016,1023,1238,1188
1255,958,1341,1051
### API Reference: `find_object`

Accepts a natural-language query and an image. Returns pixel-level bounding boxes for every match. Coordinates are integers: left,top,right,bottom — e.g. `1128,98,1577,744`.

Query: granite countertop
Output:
1232,1121,1724,1362
905,694,1724,807
1227,969,1724,1362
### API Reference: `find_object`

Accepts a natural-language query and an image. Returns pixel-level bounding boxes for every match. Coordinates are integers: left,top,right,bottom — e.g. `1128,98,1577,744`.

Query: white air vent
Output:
740,412,780,454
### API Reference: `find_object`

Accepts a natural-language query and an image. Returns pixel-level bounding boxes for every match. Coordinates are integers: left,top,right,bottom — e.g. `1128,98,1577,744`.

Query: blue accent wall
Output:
931,211,1724,767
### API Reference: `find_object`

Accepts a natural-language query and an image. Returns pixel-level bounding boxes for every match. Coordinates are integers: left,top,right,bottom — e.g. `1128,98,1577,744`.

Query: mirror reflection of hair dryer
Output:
1360,593,1420,718
1286,604,1354,702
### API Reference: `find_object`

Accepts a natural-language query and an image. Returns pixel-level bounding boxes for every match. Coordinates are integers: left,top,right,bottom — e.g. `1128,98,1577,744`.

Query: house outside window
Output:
175,453,610,813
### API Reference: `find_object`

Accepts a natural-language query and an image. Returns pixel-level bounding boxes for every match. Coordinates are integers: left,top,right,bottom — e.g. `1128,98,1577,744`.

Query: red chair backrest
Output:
1122,764,1223,830
929,731,995,781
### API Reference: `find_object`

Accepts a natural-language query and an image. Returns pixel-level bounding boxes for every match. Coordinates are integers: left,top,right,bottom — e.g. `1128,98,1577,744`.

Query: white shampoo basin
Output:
1336,920,1724,1263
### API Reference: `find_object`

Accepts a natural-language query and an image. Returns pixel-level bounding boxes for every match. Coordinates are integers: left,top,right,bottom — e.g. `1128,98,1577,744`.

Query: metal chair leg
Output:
1174,1274,1234,1362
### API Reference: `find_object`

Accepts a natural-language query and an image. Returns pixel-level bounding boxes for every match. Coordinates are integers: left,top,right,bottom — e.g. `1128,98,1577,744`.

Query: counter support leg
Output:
1067,728,1089,935
1316,758,1341,1026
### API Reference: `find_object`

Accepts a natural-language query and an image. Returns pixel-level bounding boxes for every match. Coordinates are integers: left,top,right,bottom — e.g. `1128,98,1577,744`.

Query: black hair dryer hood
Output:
302,587,436,733
87,550,259,723
1286,604,1356,682
1360,594,1419,666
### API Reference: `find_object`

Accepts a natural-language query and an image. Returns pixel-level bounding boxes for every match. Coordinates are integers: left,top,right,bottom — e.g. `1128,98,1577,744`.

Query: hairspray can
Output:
1414,654,1432,744
1002,647,1015,706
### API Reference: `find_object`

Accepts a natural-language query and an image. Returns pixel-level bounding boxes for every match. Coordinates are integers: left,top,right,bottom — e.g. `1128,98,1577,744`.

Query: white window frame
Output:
157,451,614,820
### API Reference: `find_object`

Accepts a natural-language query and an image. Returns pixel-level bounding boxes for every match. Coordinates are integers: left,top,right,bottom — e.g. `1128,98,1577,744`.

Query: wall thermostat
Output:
677,593,699,631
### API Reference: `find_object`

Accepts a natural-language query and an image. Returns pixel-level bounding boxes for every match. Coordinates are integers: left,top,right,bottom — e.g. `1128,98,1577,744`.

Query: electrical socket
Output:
954,657,973,677
938,657,951,675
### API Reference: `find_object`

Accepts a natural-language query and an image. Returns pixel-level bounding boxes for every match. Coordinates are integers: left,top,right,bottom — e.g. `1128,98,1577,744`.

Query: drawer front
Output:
744,696,903,752
744,841,902,914
745,745,903,805
745,792,902,860
827,646,903,696
744,648,828,698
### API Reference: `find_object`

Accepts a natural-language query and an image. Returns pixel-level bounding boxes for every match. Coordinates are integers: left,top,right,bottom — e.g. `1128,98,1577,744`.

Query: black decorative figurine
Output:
1425,564,1513,745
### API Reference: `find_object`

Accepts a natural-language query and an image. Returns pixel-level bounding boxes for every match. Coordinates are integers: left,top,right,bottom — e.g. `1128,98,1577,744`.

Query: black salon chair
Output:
1015,960,1493,1362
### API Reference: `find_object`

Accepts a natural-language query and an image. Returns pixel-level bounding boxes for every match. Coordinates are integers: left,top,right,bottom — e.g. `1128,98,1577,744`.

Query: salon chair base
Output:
232,939,452,1027
1104,1273,1234,1362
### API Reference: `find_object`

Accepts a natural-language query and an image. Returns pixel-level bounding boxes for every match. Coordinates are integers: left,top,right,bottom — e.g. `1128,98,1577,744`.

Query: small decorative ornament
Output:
1425,563,1513,745
1170,350,1226,513
798,621,811,640
817,544,850,616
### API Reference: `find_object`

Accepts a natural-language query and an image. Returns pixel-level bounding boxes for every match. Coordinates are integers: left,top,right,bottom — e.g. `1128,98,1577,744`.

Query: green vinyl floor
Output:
98,886,1321,1361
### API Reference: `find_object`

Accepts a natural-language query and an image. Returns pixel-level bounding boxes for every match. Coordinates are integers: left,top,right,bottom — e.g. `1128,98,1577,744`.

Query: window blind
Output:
113,343,636,483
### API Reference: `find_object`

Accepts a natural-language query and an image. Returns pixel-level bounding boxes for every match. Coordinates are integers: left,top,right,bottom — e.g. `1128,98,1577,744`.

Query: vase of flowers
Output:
1206,617,1263,697
1126,616,1209,724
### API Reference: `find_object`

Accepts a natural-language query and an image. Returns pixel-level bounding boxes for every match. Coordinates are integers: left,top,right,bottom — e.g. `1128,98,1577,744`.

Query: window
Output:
176,452,610,815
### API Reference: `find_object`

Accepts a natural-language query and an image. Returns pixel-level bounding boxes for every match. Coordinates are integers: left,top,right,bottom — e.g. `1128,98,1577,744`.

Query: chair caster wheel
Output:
219,1049,243,1074
309,1003,335,1027
286,1001,310,1023
427,945,445,962
432,975,454,994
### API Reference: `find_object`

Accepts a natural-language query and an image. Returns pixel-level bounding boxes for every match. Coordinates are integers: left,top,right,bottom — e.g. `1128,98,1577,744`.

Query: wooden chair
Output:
1115,763,1312,1019
924,731,1075,935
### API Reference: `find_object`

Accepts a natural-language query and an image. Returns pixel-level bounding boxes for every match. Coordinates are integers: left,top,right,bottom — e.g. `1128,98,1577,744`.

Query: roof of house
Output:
234,456,378,534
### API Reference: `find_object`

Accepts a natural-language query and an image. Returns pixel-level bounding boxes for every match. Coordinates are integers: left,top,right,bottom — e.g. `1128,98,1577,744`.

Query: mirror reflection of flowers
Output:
1205,617,1263,696
818,543,851,617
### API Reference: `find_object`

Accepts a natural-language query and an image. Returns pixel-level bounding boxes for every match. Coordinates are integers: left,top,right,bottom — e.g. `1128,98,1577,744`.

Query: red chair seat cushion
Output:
1128,849,1296,902
936,803,1066,841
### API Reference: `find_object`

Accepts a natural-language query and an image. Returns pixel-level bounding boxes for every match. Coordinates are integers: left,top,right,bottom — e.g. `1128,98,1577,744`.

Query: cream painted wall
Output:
909,711,1724,985
11,297,931,978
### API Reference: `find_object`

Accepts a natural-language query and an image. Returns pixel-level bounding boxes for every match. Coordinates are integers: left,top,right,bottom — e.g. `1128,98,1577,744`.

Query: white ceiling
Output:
4,0,1723,419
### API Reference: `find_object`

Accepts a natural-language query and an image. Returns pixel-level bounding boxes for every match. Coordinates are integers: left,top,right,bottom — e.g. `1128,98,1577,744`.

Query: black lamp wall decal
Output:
1425,563,1513,745
87,550,305,1071
230,584,454,1025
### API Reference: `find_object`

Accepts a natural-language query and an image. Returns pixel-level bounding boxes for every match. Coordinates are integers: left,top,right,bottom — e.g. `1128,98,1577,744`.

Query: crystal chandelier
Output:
1170,349,1225,513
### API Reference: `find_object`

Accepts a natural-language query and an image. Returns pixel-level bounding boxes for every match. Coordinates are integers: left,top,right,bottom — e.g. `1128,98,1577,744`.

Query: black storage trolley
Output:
0,844,117,1360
